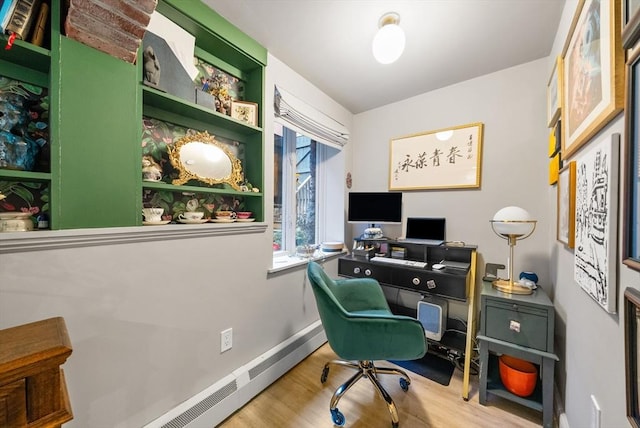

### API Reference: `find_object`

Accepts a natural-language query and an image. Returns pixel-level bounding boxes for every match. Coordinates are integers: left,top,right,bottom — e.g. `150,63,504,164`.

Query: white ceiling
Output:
202,0,566,114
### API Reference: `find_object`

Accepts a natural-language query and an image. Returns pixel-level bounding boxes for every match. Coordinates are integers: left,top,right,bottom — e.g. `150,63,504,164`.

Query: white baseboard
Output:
143,321,326,428
559,413,569,428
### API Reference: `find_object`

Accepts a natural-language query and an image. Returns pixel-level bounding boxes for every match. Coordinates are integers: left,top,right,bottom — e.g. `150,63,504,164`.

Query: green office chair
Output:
307,261,427,428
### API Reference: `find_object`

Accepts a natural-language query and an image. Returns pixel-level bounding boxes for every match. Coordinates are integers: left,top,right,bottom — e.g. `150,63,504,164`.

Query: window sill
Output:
269,250,346,274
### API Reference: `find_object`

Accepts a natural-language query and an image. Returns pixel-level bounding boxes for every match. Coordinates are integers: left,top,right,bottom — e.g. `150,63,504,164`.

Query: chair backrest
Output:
307,262,366,357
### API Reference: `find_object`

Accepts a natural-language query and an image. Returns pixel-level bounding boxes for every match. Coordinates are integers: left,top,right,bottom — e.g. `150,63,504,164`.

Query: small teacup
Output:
142,207,164,222
236,211,252,219
179,211,205,221
216,210,235,219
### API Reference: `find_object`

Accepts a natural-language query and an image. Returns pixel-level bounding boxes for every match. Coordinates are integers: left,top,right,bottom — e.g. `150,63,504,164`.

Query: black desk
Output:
338,241,477,400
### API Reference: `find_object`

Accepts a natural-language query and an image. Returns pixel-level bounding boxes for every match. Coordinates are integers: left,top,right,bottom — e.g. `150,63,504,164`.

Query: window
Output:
273,123,338,254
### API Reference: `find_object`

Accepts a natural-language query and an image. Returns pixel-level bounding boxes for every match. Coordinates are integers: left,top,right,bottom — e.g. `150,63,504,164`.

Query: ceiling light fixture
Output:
372,12,405,65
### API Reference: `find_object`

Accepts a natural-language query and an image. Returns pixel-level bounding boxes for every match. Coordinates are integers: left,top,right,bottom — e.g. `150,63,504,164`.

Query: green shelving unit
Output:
0,0,266,230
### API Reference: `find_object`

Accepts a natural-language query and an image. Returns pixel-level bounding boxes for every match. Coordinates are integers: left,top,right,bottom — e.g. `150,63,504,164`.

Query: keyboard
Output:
370,257,427,268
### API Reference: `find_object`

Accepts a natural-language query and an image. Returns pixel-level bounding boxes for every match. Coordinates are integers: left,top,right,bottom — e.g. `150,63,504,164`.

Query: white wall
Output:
351,58,551,289
546,2,638,427
0,52,350,428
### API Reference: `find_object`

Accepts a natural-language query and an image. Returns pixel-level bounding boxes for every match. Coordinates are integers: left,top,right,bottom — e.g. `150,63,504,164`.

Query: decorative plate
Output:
178,219,209,224
143,220,171,225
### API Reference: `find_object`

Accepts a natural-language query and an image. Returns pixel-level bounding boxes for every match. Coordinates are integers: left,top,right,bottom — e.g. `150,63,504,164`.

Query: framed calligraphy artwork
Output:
388,122,483,191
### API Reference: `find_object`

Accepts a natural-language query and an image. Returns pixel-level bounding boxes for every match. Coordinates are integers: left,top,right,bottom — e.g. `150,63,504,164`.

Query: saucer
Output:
143,220,170,226
236,218,255,222
211,218,236,223
178,219,209,224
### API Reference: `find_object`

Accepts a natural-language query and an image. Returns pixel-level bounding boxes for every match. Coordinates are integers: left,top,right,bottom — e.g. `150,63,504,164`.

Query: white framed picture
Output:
574,133,620,313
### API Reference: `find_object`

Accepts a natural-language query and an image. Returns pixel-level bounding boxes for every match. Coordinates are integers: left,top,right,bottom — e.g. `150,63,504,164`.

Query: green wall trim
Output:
0,222,267,253
159,0,267,67
57,37,140,229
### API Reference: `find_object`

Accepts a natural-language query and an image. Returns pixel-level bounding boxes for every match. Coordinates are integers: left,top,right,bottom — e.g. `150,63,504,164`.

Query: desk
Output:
338,241,477,400
477,282,558,428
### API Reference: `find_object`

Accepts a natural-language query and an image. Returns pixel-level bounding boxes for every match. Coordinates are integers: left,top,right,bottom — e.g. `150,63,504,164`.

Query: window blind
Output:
274,85,349,149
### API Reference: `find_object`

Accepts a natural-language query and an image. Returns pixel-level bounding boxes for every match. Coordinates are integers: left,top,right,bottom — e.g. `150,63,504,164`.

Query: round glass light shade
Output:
492,206,535,236
372,23,405,64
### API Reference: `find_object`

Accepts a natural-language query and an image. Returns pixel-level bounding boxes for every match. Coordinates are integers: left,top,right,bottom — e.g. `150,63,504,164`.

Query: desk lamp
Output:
490,206,537,295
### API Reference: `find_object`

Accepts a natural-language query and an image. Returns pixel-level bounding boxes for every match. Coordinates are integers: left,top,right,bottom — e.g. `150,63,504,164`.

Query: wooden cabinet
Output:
0,317,73,427
0,0,266,230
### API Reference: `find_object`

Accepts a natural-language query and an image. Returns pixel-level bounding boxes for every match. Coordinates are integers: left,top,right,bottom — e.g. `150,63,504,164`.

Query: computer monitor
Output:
347,192,402,224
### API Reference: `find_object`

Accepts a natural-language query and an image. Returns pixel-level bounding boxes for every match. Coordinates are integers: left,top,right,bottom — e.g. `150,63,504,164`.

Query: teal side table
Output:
477,281,558,428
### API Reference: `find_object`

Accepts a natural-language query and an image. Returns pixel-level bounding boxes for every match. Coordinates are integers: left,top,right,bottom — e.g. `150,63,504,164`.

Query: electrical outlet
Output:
590,394,601,428
221,328,233,353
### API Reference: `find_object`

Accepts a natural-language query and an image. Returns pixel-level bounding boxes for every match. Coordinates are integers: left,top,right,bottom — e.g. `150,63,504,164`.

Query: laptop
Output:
398,217,446,246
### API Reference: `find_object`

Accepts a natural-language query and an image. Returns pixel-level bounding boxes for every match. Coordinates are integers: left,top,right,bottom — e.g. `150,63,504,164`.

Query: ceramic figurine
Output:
143,45,161,87
142,155,162,181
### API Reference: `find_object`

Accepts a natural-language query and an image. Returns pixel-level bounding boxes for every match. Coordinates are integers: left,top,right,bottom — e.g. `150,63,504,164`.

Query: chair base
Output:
320,359,412,427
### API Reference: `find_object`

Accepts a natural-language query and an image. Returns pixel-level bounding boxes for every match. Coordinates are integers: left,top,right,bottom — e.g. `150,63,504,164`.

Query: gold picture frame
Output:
231,100,258,126
388,122,483,191
547,56,563,127
561,0,624,159
557,161,576,248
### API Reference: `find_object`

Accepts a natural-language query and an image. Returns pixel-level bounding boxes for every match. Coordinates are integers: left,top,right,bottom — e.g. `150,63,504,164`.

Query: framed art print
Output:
624,47,640,272
574,133,620,313
557,161,576,248
561,0,624,158
389,122,483,190
623,0,640,49
547,56,562,127
231,100,258,126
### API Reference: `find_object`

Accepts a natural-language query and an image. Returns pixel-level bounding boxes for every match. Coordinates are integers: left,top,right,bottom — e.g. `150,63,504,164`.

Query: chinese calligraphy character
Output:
401,154,414,171
415,151,427,169
447,146,462,164
431,149,442,166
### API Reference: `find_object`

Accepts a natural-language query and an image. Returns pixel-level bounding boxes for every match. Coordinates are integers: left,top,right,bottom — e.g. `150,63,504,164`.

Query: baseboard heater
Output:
144,321,326,428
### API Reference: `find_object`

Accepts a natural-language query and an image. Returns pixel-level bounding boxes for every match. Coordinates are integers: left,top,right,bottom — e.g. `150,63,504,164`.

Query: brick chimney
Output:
64,0,158,63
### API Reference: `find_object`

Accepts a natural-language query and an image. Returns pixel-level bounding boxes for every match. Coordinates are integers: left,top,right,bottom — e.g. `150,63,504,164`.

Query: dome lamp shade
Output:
490,206,537,295
372,12,405,64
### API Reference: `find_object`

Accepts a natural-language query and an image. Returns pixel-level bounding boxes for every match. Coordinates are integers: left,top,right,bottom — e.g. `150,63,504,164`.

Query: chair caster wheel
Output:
321,366,329,383
330,408,345,426
399,377,409,392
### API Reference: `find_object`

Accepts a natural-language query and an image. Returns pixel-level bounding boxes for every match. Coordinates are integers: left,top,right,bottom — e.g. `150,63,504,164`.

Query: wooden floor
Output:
218,343,544,428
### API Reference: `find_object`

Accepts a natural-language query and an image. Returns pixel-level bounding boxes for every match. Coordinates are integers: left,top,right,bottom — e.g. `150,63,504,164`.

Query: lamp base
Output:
492,279,533,295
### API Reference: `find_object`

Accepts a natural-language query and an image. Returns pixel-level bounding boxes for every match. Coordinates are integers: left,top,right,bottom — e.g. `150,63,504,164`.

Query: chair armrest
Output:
332,278,390,312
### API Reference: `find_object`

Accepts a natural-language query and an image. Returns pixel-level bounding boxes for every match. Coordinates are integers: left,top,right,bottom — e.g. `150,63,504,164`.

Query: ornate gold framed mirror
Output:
169,131,243,190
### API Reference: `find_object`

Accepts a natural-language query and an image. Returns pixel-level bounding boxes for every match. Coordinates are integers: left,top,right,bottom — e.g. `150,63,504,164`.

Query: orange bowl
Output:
498,355,537,397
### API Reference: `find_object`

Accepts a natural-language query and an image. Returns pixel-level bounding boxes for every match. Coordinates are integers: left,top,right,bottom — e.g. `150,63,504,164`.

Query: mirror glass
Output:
180,142,232,178
169,131,243,189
